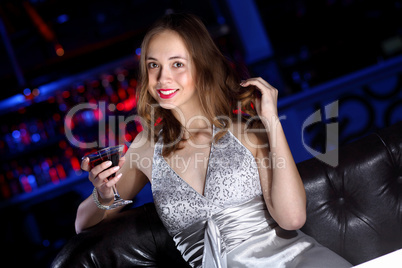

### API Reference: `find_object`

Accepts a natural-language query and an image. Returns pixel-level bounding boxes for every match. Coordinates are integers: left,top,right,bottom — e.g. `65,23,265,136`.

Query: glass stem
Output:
112,185,121,199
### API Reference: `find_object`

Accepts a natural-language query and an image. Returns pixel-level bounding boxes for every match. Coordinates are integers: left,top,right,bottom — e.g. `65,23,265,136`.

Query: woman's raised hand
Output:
81,156,125,203
240,77,279,119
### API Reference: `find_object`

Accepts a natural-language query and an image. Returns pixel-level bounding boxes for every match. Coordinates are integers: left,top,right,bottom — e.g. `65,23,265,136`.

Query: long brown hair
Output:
137,12,258,156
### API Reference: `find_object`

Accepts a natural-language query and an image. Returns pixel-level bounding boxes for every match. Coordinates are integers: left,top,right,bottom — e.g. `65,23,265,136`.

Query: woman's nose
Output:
157,66,172,85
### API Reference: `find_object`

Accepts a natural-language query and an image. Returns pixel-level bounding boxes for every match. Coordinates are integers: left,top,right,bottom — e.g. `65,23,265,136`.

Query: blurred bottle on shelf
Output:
0,65,141,204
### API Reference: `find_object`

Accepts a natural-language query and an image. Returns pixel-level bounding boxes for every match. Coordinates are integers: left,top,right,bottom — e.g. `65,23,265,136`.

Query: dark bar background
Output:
0,0,401,266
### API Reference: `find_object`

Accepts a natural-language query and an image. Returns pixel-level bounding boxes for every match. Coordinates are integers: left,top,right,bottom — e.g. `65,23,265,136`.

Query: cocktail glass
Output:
84,145,132,209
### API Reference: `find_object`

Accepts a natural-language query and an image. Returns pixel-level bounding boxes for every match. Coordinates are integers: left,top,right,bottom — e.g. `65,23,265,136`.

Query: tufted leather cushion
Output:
51,203,190,267
52,121,402,267
299,121,402,265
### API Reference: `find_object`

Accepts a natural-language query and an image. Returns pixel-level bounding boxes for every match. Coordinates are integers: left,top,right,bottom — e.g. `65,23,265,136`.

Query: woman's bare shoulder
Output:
117,131,153,198
124,131,155,173
230,121,268,157
129,131,154,152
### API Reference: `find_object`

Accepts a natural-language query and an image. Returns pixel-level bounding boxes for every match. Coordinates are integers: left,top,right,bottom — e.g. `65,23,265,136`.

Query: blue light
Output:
217,16,226,25
97,13,106,23
292,71,301,83
23,88,31,96
41,161,50,171
57,14,69,24
135,48,141,56
225,0,274,63
12,130,21,139
83,110,94,124
0,94,25,114
27,175,37,187
42,240,50,247
33,165,42,175
59,103,67,112
32,133,41,142
30,124,38,132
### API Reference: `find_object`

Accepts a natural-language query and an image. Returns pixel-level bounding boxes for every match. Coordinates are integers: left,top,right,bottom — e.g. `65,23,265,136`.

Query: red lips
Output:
157,89,179,99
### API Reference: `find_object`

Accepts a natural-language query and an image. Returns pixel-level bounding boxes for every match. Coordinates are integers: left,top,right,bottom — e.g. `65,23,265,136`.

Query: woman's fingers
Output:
80,155,124,200
89,161,113,181
240,77,274,91
81,157,90,171
105,173,123,188
241,77,279,118
253,95,261,110
98,166,121,181
240,77,278,101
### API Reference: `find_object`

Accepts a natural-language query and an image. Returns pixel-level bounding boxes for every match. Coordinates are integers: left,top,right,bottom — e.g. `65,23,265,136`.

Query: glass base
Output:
107,198,133,209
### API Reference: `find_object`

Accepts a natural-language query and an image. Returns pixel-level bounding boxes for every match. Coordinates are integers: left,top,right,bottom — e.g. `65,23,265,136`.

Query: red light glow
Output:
55,44,65,56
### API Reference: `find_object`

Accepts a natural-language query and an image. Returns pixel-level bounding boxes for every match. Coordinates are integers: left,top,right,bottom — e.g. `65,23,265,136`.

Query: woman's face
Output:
146,30,198,112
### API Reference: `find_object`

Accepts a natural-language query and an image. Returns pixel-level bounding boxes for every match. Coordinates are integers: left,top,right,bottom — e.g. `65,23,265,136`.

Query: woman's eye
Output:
173,62,183,68
148,62,158,68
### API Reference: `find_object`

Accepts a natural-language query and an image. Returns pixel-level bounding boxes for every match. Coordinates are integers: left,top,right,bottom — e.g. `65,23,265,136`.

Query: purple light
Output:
41,161,50,171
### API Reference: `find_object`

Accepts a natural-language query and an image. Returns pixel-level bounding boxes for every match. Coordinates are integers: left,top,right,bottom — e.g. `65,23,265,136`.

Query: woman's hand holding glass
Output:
81,145,132,209
81,157,125,204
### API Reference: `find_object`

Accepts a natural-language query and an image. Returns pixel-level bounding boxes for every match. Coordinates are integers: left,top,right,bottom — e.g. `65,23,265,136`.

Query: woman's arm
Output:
240,78,306,231
75,132,151,233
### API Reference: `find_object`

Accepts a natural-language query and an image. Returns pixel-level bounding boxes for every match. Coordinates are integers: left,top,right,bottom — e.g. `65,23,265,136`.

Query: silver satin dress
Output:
152,126,352,268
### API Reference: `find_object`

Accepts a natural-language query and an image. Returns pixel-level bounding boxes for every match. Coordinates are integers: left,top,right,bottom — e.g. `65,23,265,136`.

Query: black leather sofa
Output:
51,121,402,267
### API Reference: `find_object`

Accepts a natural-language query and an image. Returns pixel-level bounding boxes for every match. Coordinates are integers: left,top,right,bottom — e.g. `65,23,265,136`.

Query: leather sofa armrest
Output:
51,202,189,268
299,121,402,265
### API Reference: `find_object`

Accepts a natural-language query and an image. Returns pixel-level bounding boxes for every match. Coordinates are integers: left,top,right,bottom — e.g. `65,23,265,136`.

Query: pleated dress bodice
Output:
151,126,352,268
151,126,263,237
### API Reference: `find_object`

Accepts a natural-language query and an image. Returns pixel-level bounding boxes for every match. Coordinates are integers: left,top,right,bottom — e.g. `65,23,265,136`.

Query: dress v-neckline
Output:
161,125,216,198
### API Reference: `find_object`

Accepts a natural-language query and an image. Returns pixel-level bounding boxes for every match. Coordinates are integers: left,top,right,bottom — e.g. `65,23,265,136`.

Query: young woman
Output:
76,13,351,268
